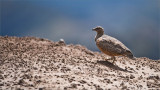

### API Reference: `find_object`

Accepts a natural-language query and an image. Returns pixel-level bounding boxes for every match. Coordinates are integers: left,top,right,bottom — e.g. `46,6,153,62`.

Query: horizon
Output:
0,0,159,60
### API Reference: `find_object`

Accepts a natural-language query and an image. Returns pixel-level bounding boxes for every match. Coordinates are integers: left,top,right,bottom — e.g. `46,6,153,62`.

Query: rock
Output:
130,74,135,79
79,80,87,84
0,36,159,90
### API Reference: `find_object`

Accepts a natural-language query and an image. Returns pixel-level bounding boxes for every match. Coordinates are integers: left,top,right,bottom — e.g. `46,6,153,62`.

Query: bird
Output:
92,26,134,63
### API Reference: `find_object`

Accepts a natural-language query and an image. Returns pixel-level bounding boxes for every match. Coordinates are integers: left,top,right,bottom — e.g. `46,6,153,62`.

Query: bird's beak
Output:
92,28,95,31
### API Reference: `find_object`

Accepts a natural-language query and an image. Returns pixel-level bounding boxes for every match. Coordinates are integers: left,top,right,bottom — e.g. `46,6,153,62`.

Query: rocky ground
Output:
0,36,160,90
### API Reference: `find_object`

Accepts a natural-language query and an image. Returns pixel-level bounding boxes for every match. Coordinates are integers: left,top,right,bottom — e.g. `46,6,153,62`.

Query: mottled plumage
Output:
92,26,134,63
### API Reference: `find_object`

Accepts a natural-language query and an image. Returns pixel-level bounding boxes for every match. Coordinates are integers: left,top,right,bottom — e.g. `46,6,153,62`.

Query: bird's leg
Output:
112,56,116,64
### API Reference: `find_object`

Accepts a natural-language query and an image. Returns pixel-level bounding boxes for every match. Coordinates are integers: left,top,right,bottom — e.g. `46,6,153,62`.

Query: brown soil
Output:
0,36,160,90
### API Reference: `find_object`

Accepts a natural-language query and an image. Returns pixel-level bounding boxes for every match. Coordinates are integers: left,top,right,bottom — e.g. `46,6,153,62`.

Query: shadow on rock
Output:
97,60,132,73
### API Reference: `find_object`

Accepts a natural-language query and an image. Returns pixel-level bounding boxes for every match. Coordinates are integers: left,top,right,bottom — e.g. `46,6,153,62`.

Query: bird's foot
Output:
112,60,117,65
111,56,116,65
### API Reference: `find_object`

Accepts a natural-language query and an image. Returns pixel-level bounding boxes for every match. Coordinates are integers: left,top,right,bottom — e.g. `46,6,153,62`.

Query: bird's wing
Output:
96,36,130,55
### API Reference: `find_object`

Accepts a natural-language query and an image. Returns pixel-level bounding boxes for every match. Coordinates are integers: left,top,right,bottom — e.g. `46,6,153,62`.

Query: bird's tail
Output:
126,50,135,60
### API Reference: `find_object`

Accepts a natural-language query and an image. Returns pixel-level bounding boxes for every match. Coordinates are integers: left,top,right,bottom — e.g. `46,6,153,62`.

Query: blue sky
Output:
0,0,160,59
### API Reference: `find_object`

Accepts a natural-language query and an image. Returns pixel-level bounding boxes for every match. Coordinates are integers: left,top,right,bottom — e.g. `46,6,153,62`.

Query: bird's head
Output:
92,26,104,34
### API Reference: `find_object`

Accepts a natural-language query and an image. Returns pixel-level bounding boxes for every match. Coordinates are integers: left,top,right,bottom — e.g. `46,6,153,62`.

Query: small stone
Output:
59,39,65,44
79,80,87,84
39,88,43,90
0,75,4,79
130,74,135,79
113,79,117,81
71,83,77,88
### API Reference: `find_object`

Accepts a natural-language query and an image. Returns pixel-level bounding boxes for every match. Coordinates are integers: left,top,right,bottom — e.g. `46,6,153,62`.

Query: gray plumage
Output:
92,26,134,63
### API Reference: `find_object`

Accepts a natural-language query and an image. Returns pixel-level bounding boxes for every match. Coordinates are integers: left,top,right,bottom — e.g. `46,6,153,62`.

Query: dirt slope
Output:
0,36,160,90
